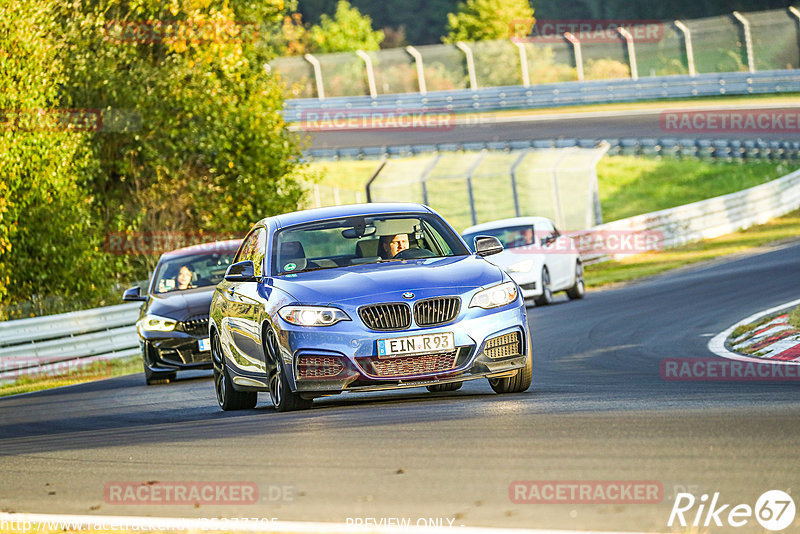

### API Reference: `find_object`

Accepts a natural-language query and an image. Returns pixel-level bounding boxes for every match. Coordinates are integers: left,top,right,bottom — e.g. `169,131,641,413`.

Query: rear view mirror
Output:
224,260,257,282
474,236,504,257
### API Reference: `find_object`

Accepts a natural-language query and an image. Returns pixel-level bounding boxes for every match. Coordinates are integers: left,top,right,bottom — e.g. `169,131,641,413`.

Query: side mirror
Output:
474,236,504,257
122,286,147,302
225,260,258,282
541,234,556,247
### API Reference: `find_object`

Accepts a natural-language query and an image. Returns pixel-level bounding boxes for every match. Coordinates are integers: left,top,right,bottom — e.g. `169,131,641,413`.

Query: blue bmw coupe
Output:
209,203,532,411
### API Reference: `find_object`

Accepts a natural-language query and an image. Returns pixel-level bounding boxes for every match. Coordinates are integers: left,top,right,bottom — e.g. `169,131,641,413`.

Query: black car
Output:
123,240,241,384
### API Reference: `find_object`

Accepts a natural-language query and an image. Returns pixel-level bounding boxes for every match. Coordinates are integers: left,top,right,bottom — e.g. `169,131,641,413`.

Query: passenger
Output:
379,233,410,259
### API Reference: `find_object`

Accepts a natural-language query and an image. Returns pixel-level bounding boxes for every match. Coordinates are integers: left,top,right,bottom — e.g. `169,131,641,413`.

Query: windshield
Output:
272,214,470,275
152,249,237,294
462,224,535,250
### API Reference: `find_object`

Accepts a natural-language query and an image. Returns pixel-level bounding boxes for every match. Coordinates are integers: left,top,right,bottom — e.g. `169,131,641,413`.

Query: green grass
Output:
789,306,800,330
596,157,797,222
584,208,800,288
0,356,141,398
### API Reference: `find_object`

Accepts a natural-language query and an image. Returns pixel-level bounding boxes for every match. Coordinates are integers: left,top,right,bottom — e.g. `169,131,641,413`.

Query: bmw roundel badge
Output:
403,292,414,299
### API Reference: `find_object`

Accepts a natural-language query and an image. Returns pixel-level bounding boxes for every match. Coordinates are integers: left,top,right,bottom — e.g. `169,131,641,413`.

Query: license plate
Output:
377,332,454,358
198,338,210,352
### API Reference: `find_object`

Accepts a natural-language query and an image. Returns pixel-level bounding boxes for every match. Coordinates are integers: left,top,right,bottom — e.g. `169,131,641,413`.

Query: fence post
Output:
509,149,530,217
673,21,696,76
456,41,479,90
465,150,488,226
304,54,325,100
420,153,443,206
732,11,756,73
405,46,427,95
513,41,531,87
616,27,639,81
550,149,573,230
356,50,378,98
563,32,584,82
365,155,388,203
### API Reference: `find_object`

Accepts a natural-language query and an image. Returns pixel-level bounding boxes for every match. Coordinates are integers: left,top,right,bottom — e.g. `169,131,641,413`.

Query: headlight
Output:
469,282,519,309
278,306,350,327
136,314,177,333
508,259,534,273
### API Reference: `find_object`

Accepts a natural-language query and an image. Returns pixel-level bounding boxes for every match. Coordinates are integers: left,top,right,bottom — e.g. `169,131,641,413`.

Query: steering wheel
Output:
393,248,436,260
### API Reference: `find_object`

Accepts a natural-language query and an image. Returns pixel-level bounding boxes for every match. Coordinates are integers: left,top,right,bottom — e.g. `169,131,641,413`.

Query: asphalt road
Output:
305,106,799,149
1,242,800,532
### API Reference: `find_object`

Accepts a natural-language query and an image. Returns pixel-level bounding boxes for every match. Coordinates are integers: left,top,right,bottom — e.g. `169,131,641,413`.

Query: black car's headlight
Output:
136,314,177,333
278,306,350,327
469,282,518,309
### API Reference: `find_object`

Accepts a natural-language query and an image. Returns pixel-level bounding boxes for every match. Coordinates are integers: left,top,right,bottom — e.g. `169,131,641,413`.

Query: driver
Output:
379,233,409,259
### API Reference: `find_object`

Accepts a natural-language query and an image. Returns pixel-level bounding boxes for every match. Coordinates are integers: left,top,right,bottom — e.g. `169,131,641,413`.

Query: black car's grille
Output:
414,297,460,327
359,303,412,331
180,317,209,337
484,332,522,359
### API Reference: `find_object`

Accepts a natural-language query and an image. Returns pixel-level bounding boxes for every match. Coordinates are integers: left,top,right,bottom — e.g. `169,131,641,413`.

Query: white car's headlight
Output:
469,282,519,309
279,306,350,327
508,259,534,273
137,314,177,333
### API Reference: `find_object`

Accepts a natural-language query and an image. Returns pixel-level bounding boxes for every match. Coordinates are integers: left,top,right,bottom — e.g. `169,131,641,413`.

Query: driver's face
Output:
385,234,409,257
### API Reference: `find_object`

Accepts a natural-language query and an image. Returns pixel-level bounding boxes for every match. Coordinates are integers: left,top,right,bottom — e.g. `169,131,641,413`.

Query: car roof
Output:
264,203,434,229
160,239,243,259
461,217,553,235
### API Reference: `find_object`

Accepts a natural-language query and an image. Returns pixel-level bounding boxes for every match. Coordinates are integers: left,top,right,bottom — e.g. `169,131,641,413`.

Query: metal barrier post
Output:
465,150,487,226
405,46,427,95
456,41,479,90
732,11,756,73
616,27,639,81
356,50,378,98
420,153,443,206
550,149,573,230
365,155,388,203
304,53,325,99
513,41,531,87
509,149,530,217
673,21,696,76
563,32,584,81
788,7,800,64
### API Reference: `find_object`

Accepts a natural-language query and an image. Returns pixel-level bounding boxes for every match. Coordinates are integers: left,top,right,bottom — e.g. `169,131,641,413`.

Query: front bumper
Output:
281,302,531,395
140,330,213,372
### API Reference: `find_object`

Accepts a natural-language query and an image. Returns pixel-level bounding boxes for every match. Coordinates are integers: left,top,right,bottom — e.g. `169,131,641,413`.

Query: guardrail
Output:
285,70,800,122
0,303,141,382
308,137,800,160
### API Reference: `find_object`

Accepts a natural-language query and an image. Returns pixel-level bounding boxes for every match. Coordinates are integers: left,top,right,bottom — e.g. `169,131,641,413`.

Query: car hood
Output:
271,255,504,305
147,286,215,321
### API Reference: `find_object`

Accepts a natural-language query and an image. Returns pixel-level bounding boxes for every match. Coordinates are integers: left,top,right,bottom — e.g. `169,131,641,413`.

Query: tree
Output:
307,0,384,53
444,0,533,43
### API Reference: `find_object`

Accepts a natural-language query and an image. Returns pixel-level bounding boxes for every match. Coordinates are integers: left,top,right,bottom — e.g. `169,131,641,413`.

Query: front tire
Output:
533,267,553,306
566,261,585,300
264,326,312,413
212,333,257,411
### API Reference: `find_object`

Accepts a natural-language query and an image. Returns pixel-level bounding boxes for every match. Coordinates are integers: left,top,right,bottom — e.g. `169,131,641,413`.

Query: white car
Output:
461,217,584,305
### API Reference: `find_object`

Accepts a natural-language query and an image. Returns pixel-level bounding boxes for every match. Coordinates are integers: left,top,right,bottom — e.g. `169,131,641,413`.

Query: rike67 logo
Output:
669,490,796,531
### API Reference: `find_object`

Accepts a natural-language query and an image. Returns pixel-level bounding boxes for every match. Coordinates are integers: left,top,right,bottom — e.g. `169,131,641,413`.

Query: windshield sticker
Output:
284,262,297,272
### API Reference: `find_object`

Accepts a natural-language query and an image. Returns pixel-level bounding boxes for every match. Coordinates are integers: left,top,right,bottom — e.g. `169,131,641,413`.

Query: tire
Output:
212,333,257,411
532,267,553,306
143,346,176,385
488,338,533,394
426,381,463,393
566,261,585,300
264,326,312,413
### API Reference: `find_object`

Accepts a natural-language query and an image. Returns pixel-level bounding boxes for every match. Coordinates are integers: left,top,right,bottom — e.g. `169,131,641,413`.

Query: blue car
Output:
209,203,532,412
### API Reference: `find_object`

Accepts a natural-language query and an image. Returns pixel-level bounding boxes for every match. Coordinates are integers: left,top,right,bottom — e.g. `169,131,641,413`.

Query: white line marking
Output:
707,297,800,364
0,512,666,534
